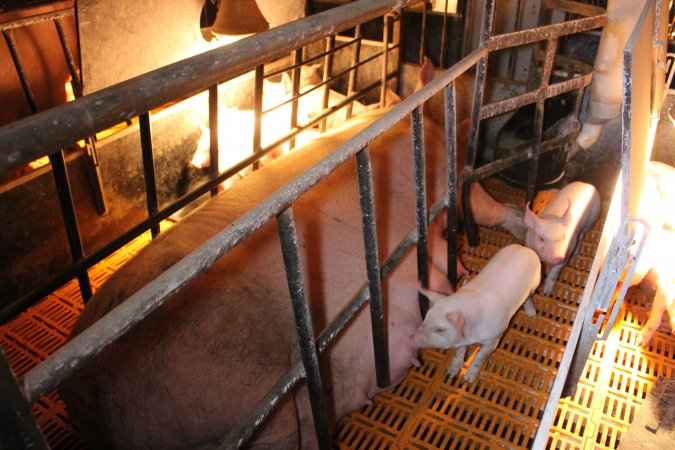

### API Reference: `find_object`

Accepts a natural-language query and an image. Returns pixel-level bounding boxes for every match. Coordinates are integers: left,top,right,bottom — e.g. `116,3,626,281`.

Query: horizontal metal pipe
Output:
0,7,74,32
20,47,483,404
488,14,605,52
545,0,606,17
0,0,415,177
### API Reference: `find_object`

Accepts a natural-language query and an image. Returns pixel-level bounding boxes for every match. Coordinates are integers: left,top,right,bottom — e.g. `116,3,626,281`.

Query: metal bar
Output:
0,7,74,32
139,112,160,238
440,0,449,67
526,35,557,203
488,14,605,52
20,46,484,405
0,0,417,177
411,107,430,317
346,24,362,120
3,30,39,114
380,15,391,108
53,18,82,97
545,0,607,17
479,72,592,120
0,349,48,449
48,151,93,302
444,83,458,287
464,0,496,247
319,36,335,133
209,84,219,196
276,208,331,450
289,49,302,149
253,64,264,171
54,18,108,216
525,101,544,203
356,148,390,388
419,0,427,65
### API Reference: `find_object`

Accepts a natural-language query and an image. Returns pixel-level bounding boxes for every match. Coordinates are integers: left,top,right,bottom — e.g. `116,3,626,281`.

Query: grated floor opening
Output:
1,180,673,449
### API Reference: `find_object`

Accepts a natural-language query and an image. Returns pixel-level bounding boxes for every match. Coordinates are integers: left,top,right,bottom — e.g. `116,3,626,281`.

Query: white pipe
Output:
577,0,648,150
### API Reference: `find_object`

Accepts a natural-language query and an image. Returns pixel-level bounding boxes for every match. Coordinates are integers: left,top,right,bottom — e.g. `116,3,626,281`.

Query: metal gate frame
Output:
0,0,607,448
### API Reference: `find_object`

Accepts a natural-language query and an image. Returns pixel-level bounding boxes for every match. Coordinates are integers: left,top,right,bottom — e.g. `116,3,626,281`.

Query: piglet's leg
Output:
543,263,564,295
522,297,537,317
463,340,498,384
447,346,467,379
637,289,667,347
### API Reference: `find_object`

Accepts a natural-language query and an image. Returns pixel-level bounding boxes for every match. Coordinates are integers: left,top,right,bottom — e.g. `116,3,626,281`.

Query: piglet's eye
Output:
434,328,445,334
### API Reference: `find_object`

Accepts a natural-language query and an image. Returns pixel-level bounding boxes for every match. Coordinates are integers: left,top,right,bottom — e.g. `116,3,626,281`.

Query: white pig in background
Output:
524,181,601,295
410,244,540,384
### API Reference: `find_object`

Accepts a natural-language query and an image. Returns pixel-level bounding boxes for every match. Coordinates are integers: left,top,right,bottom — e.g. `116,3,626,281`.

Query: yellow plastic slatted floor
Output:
1,180,673,449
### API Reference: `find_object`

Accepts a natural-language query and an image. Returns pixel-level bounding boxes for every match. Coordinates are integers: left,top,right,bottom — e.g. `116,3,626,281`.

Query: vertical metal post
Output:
380,15,391,108
440,0,450,68
253,64,264,170
139,112,160,238
276,208,331,450
444,83,459,287
355,147,391,388
209,84,220,197
526,37,557,203
320,36,335,133
410,108,430,318
419,0,427,65
2,30,38,114
346,24,362,120
48,151,93,301
0,349,48,449
54,19,108,216
290,48,302,149
464,0,496,247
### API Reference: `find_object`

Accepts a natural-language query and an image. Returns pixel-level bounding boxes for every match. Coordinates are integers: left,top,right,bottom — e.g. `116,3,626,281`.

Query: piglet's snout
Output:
410,333,425,349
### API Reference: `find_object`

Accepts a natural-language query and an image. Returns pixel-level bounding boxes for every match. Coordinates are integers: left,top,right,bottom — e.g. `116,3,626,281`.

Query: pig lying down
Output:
524,181,601,295
58,104,480,449
411,244,540,384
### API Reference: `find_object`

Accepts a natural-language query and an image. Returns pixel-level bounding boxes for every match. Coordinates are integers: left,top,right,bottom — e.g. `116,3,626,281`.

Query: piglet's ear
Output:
419,286,449,305
524,202,540,229
445,311,465,339
560,199,573,227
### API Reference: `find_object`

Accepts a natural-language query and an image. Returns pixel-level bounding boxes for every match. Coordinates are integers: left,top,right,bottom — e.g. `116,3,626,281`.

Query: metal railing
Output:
532,0,670,447
0,0,607,447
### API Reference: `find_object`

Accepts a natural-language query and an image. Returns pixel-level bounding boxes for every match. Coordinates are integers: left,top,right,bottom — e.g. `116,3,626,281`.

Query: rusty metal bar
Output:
346,24,362,120
0,7,74,32
479,72,592,120
139,112,160,238
419,0,427,65
488,14,605,52
320,36,335,133
355,147,390,388
444,82,458,287
464,0,495,247
545,0,606,17
0,0,416,177
48,151,93,302
411,107,430,317
380,14,391,107
253,64,264,171
289,48,302,149
19,46,483,405
209,84,219,196
2,30,39,114
276,207,331,450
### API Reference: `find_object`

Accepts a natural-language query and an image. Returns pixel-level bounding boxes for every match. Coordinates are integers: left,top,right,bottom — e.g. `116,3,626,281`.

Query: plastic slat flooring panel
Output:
1,181,674,449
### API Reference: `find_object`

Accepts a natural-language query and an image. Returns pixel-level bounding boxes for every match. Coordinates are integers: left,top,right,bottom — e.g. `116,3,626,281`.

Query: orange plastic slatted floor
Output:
1,180,673,449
